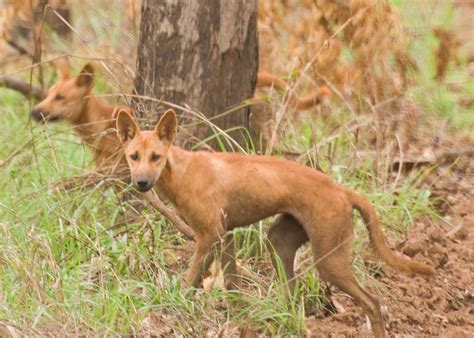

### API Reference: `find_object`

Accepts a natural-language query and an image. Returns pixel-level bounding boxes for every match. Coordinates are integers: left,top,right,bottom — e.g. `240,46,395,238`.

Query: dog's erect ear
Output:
116,110,139,143
76,63,95,88
112,107,133,120
154,109,177,145
56,58,71,81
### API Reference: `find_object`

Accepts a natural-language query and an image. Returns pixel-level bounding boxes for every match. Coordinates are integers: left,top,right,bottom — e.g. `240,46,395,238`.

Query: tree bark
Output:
133,0,258,148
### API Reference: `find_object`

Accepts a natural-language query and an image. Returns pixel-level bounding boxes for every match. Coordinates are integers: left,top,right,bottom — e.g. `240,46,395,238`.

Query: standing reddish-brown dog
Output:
116,109,435,338
31,62,131,175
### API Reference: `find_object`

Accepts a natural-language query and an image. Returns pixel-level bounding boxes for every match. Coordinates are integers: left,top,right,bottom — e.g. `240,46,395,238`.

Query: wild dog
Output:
31,62,130,176
116,109,435,338
252,71,331,149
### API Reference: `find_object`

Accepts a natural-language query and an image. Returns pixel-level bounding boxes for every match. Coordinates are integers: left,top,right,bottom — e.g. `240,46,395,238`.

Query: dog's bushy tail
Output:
346,190,436,276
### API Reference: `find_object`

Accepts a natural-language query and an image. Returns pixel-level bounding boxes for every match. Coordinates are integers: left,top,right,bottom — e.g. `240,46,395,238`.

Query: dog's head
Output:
31,62,95,123
116,109,177,192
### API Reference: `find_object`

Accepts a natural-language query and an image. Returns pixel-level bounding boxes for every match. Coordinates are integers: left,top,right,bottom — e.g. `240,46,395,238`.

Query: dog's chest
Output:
157,179,218,229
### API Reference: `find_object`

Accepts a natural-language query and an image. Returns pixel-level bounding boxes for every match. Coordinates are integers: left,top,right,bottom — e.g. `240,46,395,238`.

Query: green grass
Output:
0,83,438,336
0,88,315,335
395,0,474,136
0,0,472,335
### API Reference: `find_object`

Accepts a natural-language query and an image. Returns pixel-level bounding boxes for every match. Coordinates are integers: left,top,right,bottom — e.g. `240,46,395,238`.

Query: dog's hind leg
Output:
267,214,309,294
311,233,385,337
220,233,238,288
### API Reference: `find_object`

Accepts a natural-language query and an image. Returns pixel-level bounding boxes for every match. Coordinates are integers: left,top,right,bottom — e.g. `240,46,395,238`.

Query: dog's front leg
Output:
184,233,220,287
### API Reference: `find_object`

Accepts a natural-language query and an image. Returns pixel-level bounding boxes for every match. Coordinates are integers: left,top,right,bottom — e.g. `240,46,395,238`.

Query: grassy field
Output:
0,89,438,335
0,0,473,336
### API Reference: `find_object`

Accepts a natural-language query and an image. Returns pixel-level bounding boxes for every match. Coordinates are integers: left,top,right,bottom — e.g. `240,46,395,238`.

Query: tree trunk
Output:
133,0,258,148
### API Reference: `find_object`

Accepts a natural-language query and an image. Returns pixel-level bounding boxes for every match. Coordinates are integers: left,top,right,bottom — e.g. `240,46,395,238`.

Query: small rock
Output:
403,241,423,257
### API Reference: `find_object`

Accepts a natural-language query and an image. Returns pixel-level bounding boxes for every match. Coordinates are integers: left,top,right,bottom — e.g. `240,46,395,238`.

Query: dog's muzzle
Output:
135,180,153,192
31,109,60,122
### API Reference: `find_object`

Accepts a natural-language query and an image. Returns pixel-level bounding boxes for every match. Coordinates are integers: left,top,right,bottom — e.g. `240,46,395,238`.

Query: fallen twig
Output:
392,147,474,169
356,147,474,170
141,190,195,241
5,38,35,59
0,75,45,100
434,148,474,163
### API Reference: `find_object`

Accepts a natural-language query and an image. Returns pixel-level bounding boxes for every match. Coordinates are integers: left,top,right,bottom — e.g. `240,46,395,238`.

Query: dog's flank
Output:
117,109,435,338
31,63,130,174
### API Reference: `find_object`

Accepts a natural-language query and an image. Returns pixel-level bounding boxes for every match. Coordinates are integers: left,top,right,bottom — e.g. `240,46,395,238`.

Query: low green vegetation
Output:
0,0,472,335
0,85,439,336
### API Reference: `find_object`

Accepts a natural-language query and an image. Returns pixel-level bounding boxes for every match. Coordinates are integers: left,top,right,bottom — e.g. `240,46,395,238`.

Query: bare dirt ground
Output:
306,158,474,337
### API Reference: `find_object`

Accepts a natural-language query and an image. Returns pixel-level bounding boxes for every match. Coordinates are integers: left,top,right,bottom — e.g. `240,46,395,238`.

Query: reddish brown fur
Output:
117,110,435,338
32,63,130,174
256,71,332,108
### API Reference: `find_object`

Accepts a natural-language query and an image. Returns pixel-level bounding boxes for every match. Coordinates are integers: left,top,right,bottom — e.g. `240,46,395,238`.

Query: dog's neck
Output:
71,93,129,168
157,145,193,206
73,93,119,143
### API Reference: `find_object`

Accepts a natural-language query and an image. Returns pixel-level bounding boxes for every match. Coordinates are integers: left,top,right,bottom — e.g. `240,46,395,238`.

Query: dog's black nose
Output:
31,108,47,122
31,108,40,117
136,180,150,191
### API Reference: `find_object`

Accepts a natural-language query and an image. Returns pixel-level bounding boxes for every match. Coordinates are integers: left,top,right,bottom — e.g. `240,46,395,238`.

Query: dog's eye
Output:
130,152,139,161
55,94,65,101
151,153,161,162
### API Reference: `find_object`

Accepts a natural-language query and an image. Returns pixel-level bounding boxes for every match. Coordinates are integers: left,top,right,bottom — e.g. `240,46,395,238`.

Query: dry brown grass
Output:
433,26,462,83
258,0,417,103
254,0,426,153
